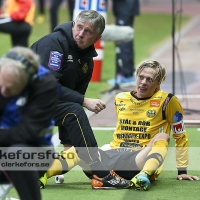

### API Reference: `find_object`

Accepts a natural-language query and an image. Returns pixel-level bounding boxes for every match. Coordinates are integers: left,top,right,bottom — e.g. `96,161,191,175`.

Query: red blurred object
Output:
91,40,104,82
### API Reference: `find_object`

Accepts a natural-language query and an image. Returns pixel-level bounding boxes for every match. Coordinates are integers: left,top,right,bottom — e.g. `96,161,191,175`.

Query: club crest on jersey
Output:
48,51,63,70
82,63,88,73
146,109,156,118
171,120,185,134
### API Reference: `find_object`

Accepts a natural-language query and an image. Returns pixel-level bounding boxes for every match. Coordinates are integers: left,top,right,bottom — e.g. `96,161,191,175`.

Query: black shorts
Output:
99,148,141,180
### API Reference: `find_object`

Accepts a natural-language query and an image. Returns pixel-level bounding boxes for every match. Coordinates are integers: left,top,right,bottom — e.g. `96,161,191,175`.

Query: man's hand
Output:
177,174,200,180
83,97,106,114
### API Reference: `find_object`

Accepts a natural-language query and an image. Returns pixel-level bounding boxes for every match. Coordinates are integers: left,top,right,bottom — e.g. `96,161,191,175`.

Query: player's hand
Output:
83,97,106,114
177,174,200,180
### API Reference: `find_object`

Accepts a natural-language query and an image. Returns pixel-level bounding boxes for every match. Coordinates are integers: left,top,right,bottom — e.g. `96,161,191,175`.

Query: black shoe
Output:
91,170,130,189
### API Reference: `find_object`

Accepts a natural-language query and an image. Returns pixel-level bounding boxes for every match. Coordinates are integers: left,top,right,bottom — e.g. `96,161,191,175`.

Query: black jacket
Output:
31,22,98,105
0,66,58,146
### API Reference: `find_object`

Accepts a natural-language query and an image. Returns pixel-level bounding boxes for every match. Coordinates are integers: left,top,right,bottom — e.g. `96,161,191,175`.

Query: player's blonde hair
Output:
135,60,166,83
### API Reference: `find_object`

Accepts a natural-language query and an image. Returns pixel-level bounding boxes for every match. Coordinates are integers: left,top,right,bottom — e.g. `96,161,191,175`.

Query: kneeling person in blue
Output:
0,47,58,200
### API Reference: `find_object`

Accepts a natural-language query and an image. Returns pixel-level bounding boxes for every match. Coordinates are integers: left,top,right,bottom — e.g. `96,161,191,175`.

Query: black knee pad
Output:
146,153,164,168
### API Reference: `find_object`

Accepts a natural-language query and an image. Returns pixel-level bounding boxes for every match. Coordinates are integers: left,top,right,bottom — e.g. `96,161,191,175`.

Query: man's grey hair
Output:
0,46,40,85
75,10,105,35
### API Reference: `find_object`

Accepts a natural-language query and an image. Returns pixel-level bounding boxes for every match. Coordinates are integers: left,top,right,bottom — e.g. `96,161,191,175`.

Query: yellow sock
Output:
142,139,168,176
46,148,80,178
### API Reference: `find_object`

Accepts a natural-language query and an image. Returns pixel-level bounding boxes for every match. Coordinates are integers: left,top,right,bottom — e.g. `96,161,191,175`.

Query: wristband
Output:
178,168,187,175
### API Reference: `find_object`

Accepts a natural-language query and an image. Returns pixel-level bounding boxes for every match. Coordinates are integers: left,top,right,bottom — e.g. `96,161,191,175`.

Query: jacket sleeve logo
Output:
48,51,63,70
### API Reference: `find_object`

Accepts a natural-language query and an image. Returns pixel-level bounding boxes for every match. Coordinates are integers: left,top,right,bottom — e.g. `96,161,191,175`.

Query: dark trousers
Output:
0,20,31,47
0,170,41,200
50,0,75,32
0,144,54,200
55,101,100,163
115,15,135,77
38,0,45,14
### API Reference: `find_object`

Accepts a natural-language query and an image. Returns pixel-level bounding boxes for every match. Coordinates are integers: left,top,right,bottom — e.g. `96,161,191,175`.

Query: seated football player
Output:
39,60,200,191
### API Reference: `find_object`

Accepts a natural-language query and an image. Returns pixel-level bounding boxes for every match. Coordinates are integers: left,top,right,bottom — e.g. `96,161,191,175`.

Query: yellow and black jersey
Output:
110,90,188,170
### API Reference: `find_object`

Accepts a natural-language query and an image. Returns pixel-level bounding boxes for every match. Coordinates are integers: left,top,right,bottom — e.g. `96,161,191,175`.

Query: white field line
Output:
176,94,200,98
